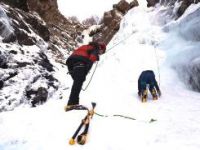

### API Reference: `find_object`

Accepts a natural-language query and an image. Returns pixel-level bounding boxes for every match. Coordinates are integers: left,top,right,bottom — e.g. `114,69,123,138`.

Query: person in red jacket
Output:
64,41,106,111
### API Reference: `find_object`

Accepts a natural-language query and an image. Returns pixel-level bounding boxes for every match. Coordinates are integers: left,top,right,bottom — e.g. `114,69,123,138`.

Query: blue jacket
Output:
138,70,160,92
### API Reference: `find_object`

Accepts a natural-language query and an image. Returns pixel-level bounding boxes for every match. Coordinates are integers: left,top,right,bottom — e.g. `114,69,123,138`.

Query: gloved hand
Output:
158,90,161,97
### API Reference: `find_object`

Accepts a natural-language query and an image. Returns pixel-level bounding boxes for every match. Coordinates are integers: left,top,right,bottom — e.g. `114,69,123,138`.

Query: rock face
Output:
159,0,200,17
188,64,200,92
177,0,200,17
90,0,139,45
147,0,200,18
173,61,200,92
1,0,87,57
27,0,86,53
0,3,59,111
147,0,159,7
0,5,49,45
1,0,139,53
1,0,28,11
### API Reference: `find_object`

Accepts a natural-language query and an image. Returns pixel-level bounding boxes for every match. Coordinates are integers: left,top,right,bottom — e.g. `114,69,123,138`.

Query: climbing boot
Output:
141,90,148,102
64,104,88,112
151,89,158,100
64,104,79,112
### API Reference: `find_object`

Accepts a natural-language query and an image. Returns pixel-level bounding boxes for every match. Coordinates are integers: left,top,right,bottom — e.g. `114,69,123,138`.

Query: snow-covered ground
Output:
1,1,200,150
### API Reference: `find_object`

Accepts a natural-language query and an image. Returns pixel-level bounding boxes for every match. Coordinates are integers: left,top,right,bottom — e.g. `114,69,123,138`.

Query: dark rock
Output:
31,87,48,107
1,0,29,11
44,74,58,89
27,0,86,53
130,0,139,8
6,72,18,81
0,80,3,89
0,54,8,69
1,4,49,45
114,0,130,14
147,0,159,7
9,50,17,54
177,0,191,17
16,62,31,68
0,21,6,35
188,64,200,92
92,0,138,45
162,0,200,17
2,33,16,43
38,52,54,72
26,89,37,99
103,11,113,26
160,0,177,6
14,28,36,45
24,17,50,41
7,14,31,34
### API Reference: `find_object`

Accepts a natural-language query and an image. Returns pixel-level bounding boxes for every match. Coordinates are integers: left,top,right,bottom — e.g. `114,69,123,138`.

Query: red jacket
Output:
71,45,99,62
66,42,106,74
66,44,100,74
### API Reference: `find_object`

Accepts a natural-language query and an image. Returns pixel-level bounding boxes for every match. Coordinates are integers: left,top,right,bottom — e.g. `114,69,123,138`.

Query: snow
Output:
1,1,200,150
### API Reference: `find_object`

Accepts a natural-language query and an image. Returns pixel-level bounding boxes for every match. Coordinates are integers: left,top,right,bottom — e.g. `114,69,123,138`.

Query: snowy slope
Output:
1,1,200,150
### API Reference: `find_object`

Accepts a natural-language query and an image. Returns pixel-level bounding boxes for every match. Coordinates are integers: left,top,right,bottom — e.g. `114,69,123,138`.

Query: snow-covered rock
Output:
0,3,60,111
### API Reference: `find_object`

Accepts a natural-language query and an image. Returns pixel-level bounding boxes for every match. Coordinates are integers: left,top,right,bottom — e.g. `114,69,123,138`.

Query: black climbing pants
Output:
67,65,87,105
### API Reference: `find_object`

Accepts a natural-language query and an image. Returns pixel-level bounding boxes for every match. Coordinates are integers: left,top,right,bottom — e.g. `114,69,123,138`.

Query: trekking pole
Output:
77,102,96,145
69,102,96,145
77,124,90,145
69,115,88,145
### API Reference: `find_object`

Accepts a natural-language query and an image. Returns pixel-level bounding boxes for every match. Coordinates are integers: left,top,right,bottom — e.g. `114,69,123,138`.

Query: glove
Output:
158,90,161,97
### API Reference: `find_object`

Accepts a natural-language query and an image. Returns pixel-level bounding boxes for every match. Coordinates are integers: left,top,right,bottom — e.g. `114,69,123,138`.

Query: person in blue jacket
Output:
138,70,161,102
